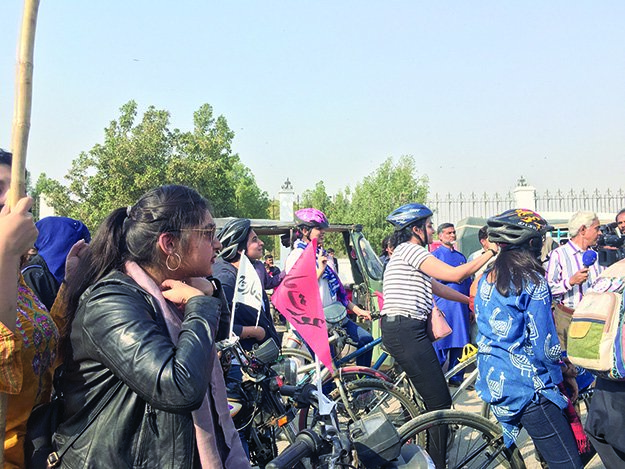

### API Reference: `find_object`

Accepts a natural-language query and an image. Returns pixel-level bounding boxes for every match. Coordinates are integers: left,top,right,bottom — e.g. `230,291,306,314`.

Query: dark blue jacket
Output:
212,258,281,351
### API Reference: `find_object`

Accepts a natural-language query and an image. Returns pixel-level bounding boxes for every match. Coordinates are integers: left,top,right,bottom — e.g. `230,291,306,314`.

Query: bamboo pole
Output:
9,0,40,208
2,0,42,464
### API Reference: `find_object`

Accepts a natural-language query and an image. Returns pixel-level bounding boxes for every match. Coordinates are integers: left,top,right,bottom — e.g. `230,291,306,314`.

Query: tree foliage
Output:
300,181,332,214
349,156,428,251
36,101,270,230
298,156,428,254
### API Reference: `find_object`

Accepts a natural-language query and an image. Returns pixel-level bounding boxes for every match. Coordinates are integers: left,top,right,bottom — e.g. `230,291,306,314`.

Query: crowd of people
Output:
379,205,625,469
2,144,625,468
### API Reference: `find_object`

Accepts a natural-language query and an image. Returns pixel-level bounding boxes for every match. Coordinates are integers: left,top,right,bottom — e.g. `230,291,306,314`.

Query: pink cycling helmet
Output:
294,208,330,229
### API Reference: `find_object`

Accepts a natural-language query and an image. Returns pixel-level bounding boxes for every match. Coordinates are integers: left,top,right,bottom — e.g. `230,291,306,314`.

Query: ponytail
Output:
59,207,128,360
290,227,305,248
59,184,210,360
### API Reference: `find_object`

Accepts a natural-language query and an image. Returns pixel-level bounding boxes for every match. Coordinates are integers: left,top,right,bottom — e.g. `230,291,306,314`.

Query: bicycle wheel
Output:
328,378,422,431
397,409,526,469
280,348,314,372
296,367,425,431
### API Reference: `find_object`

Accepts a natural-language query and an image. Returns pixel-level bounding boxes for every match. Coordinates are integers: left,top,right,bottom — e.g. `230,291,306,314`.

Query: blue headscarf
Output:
35,217,91,284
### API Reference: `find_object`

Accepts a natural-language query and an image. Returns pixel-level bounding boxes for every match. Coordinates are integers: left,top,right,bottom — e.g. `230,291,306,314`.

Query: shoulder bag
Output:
25,377,123,468
427,302,452,342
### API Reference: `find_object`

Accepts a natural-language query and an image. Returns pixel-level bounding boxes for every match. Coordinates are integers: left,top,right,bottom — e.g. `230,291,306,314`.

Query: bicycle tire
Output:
296,367,425,431
280,348,314,364
328,378,422,431
397,409,526,469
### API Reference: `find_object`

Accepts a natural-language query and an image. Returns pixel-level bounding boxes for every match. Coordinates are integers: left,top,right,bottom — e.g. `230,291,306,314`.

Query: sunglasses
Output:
172,224,216,242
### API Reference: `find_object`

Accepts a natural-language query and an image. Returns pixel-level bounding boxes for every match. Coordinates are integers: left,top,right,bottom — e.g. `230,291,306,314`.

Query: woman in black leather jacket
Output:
52,185,250,468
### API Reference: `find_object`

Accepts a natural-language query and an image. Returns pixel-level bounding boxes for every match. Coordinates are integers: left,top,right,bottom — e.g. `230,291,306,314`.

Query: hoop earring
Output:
166,253,182,271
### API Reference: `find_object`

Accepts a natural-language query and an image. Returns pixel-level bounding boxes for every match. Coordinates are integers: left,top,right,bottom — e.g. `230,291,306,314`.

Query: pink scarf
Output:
125,262,250,468
557,382,592,455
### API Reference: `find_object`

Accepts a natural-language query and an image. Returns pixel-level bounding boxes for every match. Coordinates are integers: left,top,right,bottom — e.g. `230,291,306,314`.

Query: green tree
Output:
349,156,428,252
37,101,270,230
294,156,428,255
299,181,331,213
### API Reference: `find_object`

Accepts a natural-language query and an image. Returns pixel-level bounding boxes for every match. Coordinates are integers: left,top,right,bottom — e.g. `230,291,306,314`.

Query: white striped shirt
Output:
382,242,433,321
545,240,604,309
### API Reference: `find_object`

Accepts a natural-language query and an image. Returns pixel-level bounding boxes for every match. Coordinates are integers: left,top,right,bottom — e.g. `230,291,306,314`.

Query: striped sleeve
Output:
545,248,569,296
403,243,431,270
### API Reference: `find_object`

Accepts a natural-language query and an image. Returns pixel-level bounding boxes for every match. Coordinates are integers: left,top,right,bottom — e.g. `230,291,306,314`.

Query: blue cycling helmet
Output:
386,203,433,231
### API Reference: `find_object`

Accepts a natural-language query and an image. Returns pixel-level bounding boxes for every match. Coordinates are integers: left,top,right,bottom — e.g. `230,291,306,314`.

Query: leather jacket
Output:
53,271,225,468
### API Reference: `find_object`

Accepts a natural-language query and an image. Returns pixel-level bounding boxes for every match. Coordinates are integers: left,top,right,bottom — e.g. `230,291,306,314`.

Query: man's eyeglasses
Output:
172,224,216,242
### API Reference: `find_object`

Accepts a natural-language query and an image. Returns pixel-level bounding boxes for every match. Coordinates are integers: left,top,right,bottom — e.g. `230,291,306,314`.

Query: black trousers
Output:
586,378,625,469
381,315,451,468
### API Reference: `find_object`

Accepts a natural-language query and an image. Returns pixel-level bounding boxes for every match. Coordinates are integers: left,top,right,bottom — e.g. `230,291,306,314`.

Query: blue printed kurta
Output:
474,275,568,447
431,246,471,351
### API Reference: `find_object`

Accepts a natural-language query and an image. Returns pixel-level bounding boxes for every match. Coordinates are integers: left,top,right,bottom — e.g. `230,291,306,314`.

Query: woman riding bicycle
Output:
381,203,496,469
285,208,374,367
474,209,583,469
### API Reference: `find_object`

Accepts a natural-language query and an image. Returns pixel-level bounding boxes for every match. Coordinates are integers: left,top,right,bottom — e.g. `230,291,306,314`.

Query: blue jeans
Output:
439,347,465,384
520,396,583,469
342,318,374,367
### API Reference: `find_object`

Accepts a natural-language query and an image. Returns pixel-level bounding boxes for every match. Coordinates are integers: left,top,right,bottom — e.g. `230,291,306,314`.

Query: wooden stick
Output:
3,1,41,465
9,0,41,207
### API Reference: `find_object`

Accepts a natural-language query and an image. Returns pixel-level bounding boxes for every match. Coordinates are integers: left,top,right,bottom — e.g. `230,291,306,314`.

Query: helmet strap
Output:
412,225,426,246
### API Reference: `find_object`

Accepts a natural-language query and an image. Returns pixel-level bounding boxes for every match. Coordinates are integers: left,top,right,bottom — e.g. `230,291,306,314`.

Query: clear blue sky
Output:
2,1,624,200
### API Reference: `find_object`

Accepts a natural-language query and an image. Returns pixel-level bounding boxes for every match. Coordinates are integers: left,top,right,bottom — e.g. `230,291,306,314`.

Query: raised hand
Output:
161,279,205,308
569,268,589,286
65,239,90,283
0,196,37,258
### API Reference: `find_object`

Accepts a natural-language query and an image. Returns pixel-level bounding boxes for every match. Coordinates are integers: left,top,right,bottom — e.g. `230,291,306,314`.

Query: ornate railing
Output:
427,188,625,223
427,191,514,223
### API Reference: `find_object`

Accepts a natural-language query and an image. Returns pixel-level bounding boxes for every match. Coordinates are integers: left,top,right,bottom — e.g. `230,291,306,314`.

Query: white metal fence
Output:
428,188,625,224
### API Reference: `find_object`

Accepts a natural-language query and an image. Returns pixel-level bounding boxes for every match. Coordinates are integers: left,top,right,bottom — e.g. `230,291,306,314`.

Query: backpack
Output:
567,259,625,380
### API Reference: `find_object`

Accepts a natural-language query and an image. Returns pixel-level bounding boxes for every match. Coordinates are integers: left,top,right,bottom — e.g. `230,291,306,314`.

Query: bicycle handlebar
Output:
266,430,325,469
278,383,319,407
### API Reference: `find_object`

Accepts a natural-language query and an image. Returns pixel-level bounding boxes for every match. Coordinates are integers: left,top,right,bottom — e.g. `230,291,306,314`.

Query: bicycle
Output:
397,409,526,469
219,337,301,467
284,323,483,432
268,384,525,469
282,325,424,432
267,382,433,469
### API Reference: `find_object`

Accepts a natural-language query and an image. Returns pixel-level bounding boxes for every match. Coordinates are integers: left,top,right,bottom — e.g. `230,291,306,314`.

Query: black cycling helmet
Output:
386,203,433,231
217,218,252,262
487,209,552,249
